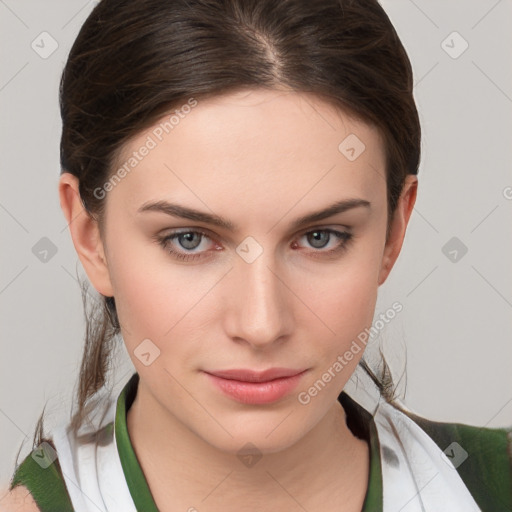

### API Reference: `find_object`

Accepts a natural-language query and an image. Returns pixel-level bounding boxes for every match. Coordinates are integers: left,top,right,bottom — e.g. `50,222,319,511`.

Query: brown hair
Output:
13,0,420,470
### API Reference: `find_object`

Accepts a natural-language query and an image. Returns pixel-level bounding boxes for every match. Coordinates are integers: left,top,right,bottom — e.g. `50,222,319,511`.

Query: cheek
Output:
111,262,200,339
306,238,382,318
105,230,180,341
107,232,224,361
305,272,378,355
294,271,379,405
298,239,383,360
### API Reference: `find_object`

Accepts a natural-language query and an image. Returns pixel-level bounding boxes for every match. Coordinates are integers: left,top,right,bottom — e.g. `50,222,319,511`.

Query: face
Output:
85,88,410,454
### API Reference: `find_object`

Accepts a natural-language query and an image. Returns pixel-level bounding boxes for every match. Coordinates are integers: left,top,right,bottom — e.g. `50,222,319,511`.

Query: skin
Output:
58,88,417,511
0,485,41,511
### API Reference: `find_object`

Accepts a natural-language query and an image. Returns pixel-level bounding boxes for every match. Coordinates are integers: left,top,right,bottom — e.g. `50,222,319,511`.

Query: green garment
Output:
8,372,512,511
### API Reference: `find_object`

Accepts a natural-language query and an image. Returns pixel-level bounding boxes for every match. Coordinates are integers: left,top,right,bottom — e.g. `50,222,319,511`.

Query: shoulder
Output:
400,405,512,512
0,484,41,511
3,440,74,512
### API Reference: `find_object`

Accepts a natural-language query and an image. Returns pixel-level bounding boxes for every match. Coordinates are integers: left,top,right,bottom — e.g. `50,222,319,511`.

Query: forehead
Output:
107,88,387,219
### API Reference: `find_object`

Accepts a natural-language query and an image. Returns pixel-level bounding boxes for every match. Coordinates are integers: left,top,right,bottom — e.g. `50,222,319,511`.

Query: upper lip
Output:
205,368,307,383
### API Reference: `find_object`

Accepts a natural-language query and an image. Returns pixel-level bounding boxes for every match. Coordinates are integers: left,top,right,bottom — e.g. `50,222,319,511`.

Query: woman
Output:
2,0,511,510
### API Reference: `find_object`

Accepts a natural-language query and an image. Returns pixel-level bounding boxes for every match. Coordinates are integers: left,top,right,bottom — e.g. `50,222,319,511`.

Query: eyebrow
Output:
137,198,371,232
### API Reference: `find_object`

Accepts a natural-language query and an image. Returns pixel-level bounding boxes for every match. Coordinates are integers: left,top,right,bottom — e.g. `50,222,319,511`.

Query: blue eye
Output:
155,228,353,262
298,229,353,252
156,229,215,262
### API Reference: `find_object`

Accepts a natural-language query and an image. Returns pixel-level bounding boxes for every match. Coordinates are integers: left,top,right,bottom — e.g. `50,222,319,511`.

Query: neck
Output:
126,379,369,512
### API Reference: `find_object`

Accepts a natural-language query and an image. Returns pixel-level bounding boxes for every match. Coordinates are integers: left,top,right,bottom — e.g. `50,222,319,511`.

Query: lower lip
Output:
204,371,307,405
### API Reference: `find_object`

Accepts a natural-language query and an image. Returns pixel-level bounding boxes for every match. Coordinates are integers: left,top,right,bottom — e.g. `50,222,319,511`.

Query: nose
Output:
224,251,294,350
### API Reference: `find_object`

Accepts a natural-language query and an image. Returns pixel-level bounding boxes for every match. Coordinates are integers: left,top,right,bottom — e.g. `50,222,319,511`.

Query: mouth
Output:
203,367,309,404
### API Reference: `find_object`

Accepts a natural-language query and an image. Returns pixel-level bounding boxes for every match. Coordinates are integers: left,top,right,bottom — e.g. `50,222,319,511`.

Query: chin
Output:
205,428,303,458
192,406,312,458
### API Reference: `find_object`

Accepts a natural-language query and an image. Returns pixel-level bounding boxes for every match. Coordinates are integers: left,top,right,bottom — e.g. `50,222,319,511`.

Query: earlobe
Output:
378,175,418,286
58,172,114,297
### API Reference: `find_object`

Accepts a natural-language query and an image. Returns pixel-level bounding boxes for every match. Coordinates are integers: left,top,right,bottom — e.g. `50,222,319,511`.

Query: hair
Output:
12,0,420,472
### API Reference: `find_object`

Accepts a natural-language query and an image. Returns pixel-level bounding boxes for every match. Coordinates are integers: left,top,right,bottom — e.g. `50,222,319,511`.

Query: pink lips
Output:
204,367,308,404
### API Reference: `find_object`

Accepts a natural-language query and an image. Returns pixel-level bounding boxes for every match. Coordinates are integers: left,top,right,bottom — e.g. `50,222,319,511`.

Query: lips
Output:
203,367,308,404
206,367,306,382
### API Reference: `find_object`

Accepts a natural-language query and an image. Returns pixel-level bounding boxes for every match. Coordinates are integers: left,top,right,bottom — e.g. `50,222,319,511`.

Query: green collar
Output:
114,372,383,511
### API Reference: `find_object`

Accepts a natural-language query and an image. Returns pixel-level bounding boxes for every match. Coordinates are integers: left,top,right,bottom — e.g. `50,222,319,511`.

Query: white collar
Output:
373,397,481,511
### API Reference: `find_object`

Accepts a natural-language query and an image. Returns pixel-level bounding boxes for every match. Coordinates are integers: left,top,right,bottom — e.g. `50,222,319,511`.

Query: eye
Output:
156,229,219,262
292,228,353,257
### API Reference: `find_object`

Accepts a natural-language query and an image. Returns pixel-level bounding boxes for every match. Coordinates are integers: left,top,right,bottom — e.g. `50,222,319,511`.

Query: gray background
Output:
1,0,511,486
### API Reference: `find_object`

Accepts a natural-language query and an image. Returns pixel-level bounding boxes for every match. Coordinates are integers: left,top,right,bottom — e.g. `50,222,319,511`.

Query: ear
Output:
378,174,418,286
58,172,114,297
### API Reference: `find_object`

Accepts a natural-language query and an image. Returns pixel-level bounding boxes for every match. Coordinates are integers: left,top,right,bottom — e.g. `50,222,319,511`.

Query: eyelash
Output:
155,228,354,262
